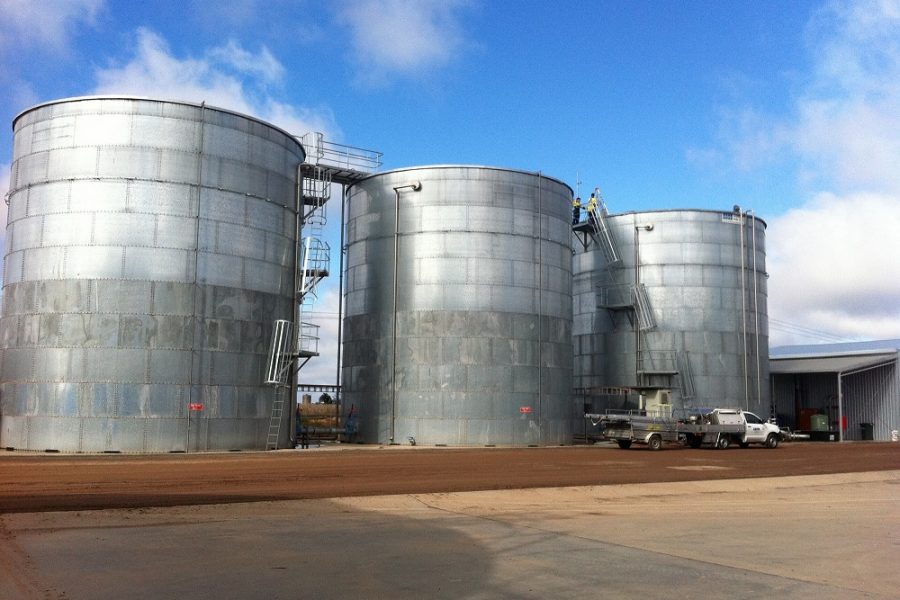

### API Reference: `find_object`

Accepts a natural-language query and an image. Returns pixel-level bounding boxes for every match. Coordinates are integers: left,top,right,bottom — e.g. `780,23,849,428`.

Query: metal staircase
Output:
596,282,656,331
298,164,331,313
573,189,621,266
586,207,689,395
263,132,383,450
678,351,696,400
631,284,657,331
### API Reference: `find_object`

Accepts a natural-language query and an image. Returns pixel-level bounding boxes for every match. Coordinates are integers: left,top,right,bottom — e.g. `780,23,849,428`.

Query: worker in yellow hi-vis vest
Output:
587,193,598,227
572,196,582,225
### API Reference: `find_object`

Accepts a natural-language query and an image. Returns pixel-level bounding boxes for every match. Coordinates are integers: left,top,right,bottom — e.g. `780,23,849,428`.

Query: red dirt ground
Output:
1,442,898,514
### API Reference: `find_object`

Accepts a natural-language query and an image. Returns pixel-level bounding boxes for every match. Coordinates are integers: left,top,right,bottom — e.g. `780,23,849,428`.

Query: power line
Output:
768,318,854,343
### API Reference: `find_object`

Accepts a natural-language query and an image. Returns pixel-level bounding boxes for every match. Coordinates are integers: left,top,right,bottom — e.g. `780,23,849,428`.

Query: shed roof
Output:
770,352,898,375
770,339,900,357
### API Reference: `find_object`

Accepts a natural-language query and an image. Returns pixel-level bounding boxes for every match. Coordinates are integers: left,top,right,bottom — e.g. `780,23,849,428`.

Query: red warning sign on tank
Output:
519,406,533,414
189,403,204,411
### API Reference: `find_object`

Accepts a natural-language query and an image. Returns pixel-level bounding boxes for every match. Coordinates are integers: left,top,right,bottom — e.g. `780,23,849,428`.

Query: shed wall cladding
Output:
772,362,899,440
341,166,574,446
0,97,303,452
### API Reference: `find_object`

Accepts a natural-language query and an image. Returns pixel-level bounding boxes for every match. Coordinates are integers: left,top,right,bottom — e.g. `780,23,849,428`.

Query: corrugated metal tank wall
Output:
574,209,769,415
342,166,573,446
1,97,302,452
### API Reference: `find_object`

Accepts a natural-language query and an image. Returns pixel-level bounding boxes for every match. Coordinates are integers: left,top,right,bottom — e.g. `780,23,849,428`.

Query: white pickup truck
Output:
587,408,783,450
688,409,782,449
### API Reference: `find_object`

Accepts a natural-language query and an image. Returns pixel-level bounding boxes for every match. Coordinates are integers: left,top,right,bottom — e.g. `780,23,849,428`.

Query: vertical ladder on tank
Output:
263,164,330,449
264,319,294,450
266,387,287,450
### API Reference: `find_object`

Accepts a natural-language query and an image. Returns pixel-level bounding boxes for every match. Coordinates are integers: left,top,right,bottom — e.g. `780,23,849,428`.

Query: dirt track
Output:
1,442,898,514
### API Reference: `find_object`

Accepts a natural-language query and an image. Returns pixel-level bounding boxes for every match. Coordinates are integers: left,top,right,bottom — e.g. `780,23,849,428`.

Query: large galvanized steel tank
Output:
342,166,573,445
1,97,302,452
573,209,769,415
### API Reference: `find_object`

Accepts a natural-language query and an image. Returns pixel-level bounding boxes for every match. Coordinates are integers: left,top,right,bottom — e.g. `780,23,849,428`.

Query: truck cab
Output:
706,409,781,448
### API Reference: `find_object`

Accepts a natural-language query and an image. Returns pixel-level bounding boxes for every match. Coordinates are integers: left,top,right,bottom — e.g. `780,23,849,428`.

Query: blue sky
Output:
1,0,899,383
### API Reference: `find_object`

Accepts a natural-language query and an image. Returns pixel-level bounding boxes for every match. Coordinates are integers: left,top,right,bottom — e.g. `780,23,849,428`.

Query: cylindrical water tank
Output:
573,209,769,415
1,97,303,452
342,166,573,446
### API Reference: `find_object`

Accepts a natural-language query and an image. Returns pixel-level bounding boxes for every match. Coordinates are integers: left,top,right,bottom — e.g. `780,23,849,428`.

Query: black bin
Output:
860,423,874,440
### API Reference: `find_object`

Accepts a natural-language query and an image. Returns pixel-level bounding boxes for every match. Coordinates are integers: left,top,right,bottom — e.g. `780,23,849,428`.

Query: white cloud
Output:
700,1,900,346
93,28,337,137
703,0,900,195
767,192,900,345
790,0,900,195
207,40,285,85
337,0,474,85
0,0,103,54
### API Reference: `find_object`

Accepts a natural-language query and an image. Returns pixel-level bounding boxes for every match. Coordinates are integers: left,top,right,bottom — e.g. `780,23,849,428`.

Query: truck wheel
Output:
765,433,779,449
617,440,633,449
647,435,663,451
716,436,730,450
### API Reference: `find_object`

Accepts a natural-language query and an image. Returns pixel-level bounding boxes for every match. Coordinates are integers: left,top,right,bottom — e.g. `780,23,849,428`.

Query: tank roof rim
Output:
12,95,304,153
347,164,573,195
607,207,767,228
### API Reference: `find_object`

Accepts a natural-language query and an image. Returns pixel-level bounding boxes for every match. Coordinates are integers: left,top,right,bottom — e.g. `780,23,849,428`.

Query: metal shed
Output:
770,340,900,441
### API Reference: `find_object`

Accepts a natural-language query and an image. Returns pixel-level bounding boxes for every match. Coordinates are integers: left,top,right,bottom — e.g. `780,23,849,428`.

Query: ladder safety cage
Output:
264,319,294,386
298,321,320,357
298,236,330,305
301,164,332,210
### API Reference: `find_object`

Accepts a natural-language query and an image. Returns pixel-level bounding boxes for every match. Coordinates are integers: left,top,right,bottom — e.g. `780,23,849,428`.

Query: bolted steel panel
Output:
1,97,304,453
573,209,770,415
342,166,574,446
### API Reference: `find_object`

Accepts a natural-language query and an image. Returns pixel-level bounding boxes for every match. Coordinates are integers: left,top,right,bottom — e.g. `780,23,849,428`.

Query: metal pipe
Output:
390,182,422,443
632,223,653,389
634,221,640,389
335,183,347,433
537,173,543,443
289,163,304,446
738,207,749,410
747,210,761,412
837,371,844,443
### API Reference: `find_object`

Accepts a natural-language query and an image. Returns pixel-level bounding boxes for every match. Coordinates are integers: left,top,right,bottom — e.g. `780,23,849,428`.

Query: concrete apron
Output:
2,471,898,599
